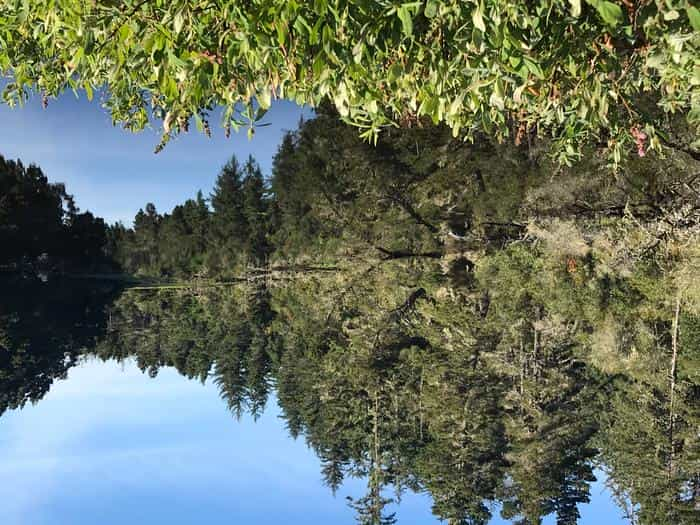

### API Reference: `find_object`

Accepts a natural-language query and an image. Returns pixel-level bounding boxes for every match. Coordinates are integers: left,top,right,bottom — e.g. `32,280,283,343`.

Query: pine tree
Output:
210,156,248,270
241,156,270,262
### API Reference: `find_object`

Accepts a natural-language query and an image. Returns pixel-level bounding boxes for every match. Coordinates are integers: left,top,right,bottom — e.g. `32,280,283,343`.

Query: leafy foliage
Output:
0,1,698,163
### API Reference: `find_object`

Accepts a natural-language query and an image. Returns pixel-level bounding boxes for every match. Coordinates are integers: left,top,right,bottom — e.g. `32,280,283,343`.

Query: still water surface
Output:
0,358,624,525
1,265,696,525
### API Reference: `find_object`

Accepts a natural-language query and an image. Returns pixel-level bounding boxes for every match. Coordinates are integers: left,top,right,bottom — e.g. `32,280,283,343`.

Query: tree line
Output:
107,155,271,278
0,155,113,274
4,101,699,281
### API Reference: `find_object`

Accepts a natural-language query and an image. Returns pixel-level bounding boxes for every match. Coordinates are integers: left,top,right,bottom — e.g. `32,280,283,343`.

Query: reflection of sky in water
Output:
0,360,627,525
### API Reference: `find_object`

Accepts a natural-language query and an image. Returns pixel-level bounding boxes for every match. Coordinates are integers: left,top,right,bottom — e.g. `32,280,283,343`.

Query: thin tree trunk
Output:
668,293,681,480
373,390,381,523
374,246,443,260
386,192,439,233
419,371,424,441
520,339,525,399
532,328,539,380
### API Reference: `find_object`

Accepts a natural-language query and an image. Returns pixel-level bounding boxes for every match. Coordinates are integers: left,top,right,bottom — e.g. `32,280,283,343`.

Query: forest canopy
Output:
0,1,698,163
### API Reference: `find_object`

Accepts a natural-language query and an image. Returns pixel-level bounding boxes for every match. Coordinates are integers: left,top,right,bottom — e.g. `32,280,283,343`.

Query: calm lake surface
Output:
0,358,625,525
0,270,696,525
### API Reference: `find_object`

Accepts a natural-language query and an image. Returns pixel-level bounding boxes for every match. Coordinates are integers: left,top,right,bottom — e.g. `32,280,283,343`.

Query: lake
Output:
0,264,696,524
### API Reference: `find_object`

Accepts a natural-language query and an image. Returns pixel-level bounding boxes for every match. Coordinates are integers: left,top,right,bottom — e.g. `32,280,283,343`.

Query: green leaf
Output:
168,51,187,70
688,7,700,32
645,53,665,68
523,57,544,79
397,6,413,37
424,1,438,18
587,0,623,26
293,15,312,36
568,0,581,17
388,63,402,82
352,42,363,63
173,12,184,34
472,4,486,32
118,24,132,43
513,84,525,103
72,46,84,67
663,10,679,21
489,91,504,111
333,82,350,117
258,89,271,110
322,24,334,55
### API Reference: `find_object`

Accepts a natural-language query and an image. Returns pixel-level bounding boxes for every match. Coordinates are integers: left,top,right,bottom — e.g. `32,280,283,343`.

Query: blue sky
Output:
0,94,310,225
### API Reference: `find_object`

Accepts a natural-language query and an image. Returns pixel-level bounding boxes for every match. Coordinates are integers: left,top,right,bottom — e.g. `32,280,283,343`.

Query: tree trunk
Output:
668,293,681,481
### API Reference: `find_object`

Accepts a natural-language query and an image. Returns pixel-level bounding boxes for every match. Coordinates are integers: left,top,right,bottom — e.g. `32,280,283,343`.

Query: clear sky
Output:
0,94,311,225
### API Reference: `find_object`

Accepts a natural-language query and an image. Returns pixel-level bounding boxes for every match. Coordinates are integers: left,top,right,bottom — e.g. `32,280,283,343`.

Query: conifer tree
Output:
210,156,248,269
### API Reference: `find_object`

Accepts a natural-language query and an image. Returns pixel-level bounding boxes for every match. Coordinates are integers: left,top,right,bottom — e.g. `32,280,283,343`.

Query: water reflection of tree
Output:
1,247,697,524
0,276,120,415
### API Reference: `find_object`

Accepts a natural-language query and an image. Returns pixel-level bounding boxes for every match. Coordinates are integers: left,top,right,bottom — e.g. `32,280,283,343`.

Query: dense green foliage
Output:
109,102,700,280
1,1,698,163
0,155,113,273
